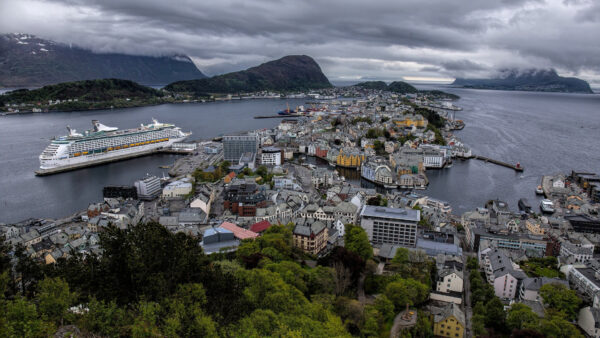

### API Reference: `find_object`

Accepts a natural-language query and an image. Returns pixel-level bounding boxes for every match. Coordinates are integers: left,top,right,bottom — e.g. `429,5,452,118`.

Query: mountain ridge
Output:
453,68,593,93
0,33,206,87
164,55,332,95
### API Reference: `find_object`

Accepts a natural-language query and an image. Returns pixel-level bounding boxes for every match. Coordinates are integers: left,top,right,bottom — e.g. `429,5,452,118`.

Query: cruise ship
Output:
36,119,190,175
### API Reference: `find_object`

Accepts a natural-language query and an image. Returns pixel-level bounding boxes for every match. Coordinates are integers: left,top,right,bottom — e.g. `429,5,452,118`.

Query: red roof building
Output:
219,222,259,240
249,220,272,234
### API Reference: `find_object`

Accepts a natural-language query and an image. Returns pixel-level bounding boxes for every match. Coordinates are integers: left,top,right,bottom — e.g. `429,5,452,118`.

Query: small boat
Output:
159,165,171,169
535,185,544,195
518,198,532,213
540,199,555,214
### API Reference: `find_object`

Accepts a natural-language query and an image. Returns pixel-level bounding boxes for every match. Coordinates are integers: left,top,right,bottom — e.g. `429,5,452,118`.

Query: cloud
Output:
0,0,598,83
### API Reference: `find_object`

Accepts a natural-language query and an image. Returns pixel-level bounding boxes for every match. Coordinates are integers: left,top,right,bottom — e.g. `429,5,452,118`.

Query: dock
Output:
471,155,524,172
254,115,304,119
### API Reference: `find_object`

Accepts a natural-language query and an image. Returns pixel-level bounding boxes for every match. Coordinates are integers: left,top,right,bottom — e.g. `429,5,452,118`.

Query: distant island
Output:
453,68,593,94
0,33,206,87
164,55,332,96
355,81,459,99
0,79,167,112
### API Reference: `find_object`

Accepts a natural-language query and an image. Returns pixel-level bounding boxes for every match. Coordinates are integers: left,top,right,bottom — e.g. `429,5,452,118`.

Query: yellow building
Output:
432,303,465,338
394,114,427,128
525,219,547,235
336,148,365,168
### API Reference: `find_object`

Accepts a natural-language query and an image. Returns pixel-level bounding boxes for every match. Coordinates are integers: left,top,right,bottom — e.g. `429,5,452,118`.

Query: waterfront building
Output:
423,149,445,168
134,175,161,200
359,205,420,247
565,214,600,233
336,147,365,168
261,146,282,166
292,218,329,255
223,134,259,162
361,162,394,185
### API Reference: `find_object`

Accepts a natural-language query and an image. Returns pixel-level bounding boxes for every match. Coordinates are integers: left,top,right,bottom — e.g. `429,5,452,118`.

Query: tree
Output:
507,303,539,331
373,295,394,321
3,297,55,337
344,224,372,261
391,247,409,266
384,278,428,311
539,312,583,338
37,277,76,326
540,283,581,320
80,298,130,337
484,297,506,332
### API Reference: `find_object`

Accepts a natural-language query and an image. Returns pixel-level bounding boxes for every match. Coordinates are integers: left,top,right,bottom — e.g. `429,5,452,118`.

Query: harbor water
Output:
1,89,599,223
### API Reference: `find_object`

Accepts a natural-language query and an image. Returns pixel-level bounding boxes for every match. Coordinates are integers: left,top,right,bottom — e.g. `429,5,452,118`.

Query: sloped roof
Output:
220,222,259,240
250,220,272,233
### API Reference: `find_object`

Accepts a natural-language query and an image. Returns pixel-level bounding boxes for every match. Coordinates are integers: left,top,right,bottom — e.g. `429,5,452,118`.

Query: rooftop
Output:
360,205,420,222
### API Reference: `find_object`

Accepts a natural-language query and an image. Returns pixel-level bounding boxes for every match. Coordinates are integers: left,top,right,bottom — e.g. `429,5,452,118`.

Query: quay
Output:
254,115,303,119
470,155,524,172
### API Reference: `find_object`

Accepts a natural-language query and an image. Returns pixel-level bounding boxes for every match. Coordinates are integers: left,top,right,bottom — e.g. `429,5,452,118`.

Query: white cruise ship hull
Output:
36,136,187,175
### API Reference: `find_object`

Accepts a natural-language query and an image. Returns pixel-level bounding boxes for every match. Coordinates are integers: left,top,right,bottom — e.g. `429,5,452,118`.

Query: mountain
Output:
355,81,388,90
453,69,593,93
0,33,206,87
354,80,418,93
387,81,418,94
164,55,332,95
0,79,165,111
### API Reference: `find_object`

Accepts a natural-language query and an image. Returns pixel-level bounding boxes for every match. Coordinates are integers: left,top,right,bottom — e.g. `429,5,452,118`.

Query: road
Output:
463,253,475,338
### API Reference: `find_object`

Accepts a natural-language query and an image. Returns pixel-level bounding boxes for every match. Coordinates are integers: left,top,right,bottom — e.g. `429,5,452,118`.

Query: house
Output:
578,307,600,338
519,277,569,302
223,181,267,217
292,218,328,255
482,249,527,300
430,303,465,338
436,265,464,294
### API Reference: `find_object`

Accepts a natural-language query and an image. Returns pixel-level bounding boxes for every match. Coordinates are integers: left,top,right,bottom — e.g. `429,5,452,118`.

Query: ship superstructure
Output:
37,119,190,174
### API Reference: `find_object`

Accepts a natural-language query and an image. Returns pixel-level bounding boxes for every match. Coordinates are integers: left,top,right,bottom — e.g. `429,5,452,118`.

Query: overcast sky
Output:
1,0,599,86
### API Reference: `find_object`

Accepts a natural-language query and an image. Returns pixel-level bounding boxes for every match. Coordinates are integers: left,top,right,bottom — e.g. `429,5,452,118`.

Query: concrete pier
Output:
471,155,524,172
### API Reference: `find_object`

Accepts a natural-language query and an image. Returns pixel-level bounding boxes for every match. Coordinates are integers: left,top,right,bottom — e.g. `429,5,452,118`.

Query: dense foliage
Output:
354,81,388,90
0,79,162,106
387,81,418,94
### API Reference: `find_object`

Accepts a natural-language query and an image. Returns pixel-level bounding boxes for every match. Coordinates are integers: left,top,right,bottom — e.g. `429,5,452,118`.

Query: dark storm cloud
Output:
0,0,598,84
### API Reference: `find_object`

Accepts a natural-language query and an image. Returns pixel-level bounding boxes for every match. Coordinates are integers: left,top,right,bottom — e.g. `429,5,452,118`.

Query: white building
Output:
579,307,600,338
482,249,527,300
261,147,282,166
436,267,464,294
359,205,420,247
134,176,161,200
560,240,594,263
162,178,193,198
423,150,445,168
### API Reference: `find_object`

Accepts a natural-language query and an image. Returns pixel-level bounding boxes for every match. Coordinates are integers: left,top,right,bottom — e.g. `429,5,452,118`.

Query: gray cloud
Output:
0,0,598,84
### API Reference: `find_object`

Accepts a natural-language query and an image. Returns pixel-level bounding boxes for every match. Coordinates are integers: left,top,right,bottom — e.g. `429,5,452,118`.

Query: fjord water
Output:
0,89,599,223
0,99,305,223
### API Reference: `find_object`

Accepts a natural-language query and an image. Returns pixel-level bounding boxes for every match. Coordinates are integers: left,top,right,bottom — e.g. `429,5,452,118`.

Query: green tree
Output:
80,298,130,337
507,303,539,331
484,297,506,332
373,295,395,321
472,313,486,337
37,277,76,326
131,301,162,337
344,224,372,261
3,297,55,337
384,278,428,310
539,312,583,338
540,283,581,320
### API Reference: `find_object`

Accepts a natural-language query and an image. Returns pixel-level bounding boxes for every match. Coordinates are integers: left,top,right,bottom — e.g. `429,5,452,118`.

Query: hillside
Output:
355,81,388,90
453,69,593,93
0,79,165,111
387,81,418,94
164,55,332,95
0,33,206,87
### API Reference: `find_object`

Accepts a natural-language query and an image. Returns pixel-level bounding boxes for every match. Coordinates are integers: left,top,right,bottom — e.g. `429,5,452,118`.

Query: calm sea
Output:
1,88,599,223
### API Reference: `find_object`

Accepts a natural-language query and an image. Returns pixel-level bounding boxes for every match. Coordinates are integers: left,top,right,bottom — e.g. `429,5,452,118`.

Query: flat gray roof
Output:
360,205,420,222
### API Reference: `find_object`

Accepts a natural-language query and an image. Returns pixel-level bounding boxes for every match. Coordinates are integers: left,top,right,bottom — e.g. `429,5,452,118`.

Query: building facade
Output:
223,135,259,162
359,205,420,246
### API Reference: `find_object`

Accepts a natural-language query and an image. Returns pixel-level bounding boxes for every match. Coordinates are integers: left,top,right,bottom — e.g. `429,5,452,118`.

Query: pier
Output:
254,115,303,119
471,155,524,172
